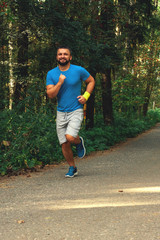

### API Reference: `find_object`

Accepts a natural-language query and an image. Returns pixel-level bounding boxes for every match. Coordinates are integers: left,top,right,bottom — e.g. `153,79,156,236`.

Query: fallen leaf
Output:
2,140,10,147
118,190,123,192
17,220,25,224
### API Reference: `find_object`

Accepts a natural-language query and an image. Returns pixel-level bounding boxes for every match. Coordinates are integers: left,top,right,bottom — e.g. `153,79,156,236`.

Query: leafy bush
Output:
0,107,160,176
81,109,160,156
0,105,63,175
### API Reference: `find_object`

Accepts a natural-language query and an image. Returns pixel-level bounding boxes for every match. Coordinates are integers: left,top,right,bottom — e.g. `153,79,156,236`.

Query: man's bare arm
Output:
85,75,95,94
46,74,66,99
77,75,95,104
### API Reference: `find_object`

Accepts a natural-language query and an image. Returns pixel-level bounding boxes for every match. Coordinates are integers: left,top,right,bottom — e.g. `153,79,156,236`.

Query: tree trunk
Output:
143,89,150,117
143,79,153,117
0,17,7,110
14,0,29,109
14,26,28,105
8,22,15,110
101,69,114,125
86,90,95,129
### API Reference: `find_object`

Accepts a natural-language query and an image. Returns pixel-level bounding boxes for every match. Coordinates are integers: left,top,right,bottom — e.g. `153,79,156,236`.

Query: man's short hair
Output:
57,46,72,55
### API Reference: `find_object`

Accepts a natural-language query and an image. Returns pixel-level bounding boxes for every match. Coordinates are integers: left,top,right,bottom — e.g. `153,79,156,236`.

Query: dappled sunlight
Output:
38,199,160,210
1,186,160,212
122,186,160,193
37,187,160,210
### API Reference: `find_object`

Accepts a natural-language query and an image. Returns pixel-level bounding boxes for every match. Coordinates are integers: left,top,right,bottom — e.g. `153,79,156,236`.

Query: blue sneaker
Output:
76,137,86,158
65,166,78,178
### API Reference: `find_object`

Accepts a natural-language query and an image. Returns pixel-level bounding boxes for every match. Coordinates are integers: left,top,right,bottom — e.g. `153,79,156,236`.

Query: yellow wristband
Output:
83,91,90,101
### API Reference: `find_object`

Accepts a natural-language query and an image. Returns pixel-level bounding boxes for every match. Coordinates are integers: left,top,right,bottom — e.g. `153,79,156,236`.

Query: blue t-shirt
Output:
46,64,90,112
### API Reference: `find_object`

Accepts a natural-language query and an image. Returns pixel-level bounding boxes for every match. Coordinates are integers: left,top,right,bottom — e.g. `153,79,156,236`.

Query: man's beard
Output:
57,59,70,66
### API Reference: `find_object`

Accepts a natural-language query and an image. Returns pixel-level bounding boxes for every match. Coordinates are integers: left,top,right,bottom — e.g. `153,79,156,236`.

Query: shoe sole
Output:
79,137,86,158
65,172,78,178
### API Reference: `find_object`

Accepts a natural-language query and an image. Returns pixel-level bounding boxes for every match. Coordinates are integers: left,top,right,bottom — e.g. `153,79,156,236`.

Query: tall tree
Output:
0,1,9,110
13,0,29,109
96,0,119,125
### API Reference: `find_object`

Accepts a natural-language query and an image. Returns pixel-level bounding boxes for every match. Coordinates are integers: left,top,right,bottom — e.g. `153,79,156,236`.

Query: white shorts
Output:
56,108,84,145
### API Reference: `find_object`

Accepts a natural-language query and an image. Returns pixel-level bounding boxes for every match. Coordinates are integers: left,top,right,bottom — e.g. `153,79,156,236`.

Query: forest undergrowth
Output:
0,107,160,176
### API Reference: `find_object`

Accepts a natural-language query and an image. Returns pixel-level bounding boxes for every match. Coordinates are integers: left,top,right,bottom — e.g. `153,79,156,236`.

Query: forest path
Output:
0,124,160,240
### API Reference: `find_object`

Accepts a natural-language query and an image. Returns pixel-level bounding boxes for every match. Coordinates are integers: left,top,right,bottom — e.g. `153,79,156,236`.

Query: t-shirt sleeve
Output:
80,67,90,81
46,71,54,86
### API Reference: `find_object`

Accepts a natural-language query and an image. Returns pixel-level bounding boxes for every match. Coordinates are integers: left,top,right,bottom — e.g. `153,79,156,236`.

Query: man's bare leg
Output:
65,134,81,145
61,141,75,167
66,134,86,159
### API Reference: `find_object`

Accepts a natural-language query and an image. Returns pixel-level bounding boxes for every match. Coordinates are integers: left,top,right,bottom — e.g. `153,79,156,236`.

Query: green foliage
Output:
146,108,160,123
82,109,160,155
112,74,144,116
0,0,160,175
1,107,160,176
0,105,63,175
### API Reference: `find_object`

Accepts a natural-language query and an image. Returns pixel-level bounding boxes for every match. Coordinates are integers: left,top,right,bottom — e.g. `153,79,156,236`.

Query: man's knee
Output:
65,134,75,143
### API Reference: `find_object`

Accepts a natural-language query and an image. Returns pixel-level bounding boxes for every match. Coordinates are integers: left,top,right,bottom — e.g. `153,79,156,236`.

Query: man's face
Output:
56,48,72,66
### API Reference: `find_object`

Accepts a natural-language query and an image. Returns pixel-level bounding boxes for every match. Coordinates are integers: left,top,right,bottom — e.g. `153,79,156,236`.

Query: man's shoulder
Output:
47,66,59,75
70,64,85,71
